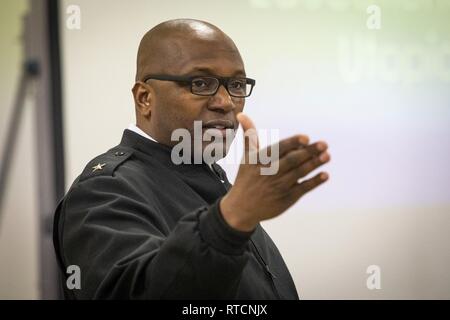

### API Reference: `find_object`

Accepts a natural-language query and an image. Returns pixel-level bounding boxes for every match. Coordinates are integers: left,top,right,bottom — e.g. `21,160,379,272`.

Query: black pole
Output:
47,0,65,205
40,0,65,299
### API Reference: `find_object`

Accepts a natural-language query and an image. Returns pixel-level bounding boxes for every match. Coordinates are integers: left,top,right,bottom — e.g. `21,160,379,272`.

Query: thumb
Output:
237,112,259,155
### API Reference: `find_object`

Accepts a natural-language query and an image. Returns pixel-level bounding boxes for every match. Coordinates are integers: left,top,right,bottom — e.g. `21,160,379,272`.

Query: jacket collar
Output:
119,129,231,189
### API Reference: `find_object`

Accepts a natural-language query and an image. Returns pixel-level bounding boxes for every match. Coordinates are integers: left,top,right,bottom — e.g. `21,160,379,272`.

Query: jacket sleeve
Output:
57,174,254,299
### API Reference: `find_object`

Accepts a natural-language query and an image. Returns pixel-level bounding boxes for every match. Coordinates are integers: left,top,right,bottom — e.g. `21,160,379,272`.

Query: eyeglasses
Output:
143,74,256,98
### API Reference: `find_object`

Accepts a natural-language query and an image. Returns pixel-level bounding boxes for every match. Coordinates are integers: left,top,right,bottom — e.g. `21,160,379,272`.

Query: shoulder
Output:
60,145,152,217
78,146,135,183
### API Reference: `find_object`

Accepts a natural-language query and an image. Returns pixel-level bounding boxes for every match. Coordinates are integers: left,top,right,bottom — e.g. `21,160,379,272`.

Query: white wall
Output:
61,0,450,299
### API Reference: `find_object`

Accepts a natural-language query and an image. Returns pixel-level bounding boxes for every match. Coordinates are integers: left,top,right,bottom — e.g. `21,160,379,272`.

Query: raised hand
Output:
220,113,330,232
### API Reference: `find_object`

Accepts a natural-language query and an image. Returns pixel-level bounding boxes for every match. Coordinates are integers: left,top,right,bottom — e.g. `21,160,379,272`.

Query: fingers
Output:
278,141,328,174
281,149,330,185
277,134,310,158
237,112,259,154
291,171,329,200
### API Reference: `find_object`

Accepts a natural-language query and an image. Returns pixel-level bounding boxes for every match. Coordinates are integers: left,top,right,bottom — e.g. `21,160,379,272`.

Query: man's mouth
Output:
202,119,235,130
201,119,236,138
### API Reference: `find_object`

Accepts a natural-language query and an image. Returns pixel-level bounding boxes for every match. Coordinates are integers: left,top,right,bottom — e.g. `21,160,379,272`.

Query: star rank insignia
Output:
92,163,106,172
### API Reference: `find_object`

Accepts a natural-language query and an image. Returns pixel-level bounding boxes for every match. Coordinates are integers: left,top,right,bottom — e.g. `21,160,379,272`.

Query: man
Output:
53,19,330,299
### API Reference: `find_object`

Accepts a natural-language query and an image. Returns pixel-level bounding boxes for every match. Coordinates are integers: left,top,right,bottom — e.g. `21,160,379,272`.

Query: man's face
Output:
146,36,246,159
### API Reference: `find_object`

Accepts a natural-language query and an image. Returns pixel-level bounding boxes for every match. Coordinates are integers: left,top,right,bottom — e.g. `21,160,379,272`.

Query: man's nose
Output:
207,85,234,113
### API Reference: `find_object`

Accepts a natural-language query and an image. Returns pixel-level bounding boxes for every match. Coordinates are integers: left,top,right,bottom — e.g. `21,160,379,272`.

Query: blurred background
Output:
1,0,449,299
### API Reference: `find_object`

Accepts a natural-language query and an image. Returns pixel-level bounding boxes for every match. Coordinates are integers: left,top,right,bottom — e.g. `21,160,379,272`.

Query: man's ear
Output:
132,82,153,117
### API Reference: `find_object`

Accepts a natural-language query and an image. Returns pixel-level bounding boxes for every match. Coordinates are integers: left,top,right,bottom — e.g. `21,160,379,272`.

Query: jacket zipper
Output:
206,163,228,192
250,239,281,299
207,164,280,298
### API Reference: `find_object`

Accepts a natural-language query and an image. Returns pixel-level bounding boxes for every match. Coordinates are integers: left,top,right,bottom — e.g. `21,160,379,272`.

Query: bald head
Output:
135,19,242,81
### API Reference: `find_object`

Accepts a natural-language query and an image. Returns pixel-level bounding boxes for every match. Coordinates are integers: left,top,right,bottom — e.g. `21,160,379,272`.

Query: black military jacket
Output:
53,129,299,299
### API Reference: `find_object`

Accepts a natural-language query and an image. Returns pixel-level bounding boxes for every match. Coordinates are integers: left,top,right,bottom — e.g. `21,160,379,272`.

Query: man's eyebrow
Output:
183,67,246,77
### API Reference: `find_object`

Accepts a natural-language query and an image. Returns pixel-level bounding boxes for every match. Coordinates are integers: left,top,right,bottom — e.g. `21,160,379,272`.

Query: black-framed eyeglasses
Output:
143,74,256,98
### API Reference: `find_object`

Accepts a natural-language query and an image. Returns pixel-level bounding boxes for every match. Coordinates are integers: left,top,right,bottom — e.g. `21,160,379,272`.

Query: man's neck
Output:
127,124,158,143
